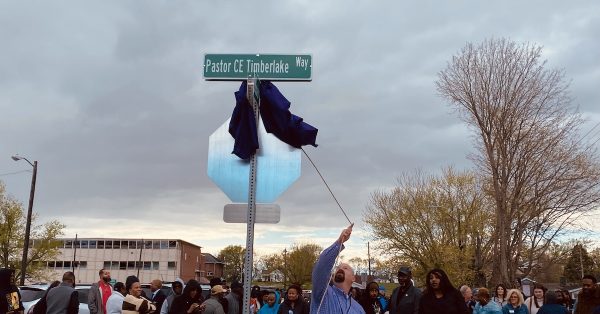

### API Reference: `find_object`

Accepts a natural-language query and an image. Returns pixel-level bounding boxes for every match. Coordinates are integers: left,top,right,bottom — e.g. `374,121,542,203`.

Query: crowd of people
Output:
2,224,599,314
310,225,600,314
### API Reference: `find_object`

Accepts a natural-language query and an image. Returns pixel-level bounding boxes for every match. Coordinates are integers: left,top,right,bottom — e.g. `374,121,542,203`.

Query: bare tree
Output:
436,38,600,285
363,168,494,286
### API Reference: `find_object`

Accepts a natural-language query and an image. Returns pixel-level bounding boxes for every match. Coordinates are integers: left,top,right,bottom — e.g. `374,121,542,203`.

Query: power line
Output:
0,169,31,177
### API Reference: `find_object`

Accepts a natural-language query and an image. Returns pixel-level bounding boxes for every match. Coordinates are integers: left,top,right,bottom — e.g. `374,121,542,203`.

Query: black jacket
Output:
277,298,309,314
389,284,421,314
0,269,24,314
152,289,167,312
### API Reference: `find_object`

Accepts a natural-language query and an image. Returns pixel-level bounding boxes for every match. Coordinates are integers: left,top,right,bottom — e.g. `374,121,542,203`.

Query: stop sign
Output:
207,117,301,203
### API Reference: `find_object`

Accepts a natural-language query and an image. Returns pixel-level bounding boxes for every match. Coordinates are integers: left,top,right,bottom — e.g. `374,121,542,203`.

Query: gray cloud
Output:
1,0,599,257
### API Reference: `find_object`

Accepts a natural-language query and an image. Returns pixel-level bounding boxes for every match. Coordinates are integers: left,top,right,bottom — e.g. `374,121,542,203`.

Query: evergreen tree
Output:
563,243,594,283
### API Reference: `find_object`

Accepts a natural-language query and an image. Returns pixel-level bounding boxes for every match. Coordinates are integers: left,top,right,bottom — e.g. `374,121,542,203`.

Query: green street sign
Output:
203,54,312,81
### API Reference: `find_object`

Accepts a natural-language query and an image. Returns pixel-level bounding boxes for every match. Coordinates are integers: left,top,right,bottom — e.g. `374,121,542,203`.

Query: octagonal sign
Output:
207,117,301,203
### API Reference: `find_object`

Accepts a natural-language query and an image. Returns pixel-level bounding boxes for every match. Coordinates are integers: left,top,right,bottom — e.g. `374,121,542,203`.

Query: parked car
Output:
140,282,211,300
141,283,173,299
20,284,91,314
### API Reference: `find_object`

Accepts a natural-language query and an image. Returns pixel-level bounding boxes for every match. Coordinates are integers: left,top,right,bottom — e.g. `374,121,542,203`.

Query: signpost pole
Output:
242,78,259,314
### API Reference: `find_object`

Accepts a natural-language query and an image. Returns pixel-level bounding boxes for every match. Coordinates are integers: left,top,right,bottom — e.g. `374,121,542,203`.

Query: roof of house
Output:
203,253,223,264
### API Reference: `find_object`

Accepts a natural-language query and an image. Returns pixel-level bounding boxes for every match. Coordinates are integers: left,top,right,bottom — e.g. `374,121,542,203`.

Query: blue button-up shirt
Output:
310,241,365,314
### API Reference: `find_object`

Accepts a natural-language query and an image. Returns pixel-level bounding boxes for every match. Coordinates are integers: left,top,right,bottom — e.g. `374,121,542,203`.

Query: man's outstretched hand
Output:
337,223,354,244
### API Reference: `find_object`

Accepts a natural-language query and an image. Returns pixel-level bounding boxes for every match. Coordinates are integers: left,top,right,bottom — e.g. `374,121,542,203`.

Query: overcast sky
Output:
1,1,599,264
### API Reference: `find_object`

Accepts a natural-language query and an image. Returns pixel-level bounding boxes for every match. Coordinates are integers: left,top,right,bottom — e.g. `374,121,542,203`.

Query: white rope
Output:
316,241,345,314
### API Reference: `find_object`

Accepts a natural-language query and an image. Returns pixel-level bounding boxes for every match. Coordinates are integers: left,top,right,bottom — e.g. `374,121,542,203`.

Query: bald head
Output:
150,279,162,292
334,262,355,292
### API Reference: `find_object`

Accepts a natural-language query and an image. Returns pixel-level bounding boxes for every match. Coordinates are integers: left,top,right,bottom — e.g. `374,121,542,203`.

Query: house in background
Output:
203,253,224,279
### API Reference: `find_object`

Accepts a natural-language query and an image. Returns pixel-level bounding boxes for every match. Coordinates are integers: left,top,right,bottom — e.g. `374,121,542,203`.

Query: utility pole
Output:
137,239,144,278
72,234,78,273
368,242,371,276
12,156,37,286
579,243,584,279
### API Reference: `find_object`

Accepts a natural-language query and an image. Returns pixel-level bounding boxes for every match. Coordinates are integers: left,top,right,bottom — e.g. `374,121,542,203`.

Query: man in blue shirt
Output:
311,224,365,314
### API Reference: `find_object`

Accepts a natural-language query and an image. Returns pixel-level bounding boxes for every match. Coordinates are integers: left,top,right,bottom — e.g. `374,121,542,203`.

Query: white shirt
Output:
524,296,543,314
106,291,125,314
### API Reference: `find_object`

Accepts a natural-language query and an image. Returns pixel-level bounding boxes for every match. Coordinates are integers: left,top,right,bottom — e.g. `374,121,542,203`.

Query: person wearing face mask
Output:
89,269,113,314
310,224,365,314
389,266,421,314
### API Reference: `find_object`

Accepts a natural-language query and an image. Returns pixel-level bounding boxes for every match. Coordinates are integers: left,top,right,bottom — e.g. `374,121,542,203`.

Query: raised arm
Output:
311,224,353,307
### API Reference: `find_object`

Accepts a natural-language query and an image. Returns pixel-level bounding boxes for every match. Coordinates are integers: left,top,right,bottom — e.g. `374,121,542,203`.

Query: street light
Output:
11,155,38,286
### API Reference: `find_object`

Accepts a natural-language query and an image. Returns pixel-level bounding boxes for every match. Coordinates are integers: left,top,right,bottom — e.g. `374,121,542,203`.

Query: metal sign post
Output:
204,53,312,314
242,78,259,314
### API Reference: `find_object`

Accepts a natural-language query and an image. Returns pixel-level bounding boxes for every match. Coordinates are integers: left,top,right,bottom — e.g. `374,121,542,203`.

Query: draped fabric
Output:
228,81,318,159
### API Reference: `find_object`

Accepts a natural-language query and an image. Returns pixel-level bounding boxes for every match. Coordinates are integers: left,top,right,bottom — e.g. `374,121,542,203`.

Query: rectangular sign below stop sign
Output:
223,203,281,224
203,54,312,81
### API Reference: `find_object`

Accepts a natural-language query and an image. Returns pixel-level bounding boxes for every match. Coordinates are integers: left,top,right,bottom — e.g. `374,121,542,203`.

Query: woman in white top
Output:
492,284,508,307
524,284,546,314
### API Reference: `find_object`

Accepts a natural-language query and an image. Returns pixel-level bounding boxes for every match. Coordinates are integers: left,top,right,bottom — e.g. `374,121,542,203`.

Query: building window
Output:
111,261,119,270
97,241,105,249
74,241,80,249
136,240,143,249
168,262,176,270
207,271,213,276
120,240,128,249
80,240,88,249
143,261,151,270
119,261,126,270
153,241,160,250
64,261,71,269
48,261,55,268
89,240,96,249
64,241,73,249
56,261,63,268
160,241,168,249
169,241,177,248
144,241,152,249
103,261,111,269
112,241,120,249
129,241,137,249
79,261,87,269
152,261,159,270
127,261,135,270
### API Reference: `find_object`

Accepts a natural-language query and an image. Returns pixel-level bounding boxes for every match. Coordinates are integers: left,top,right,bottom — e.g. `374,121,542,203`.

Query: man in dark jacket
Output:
574,275,600,314
150,279,167,311
46,271,79,314
389,266,421,314
0,268,24,314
